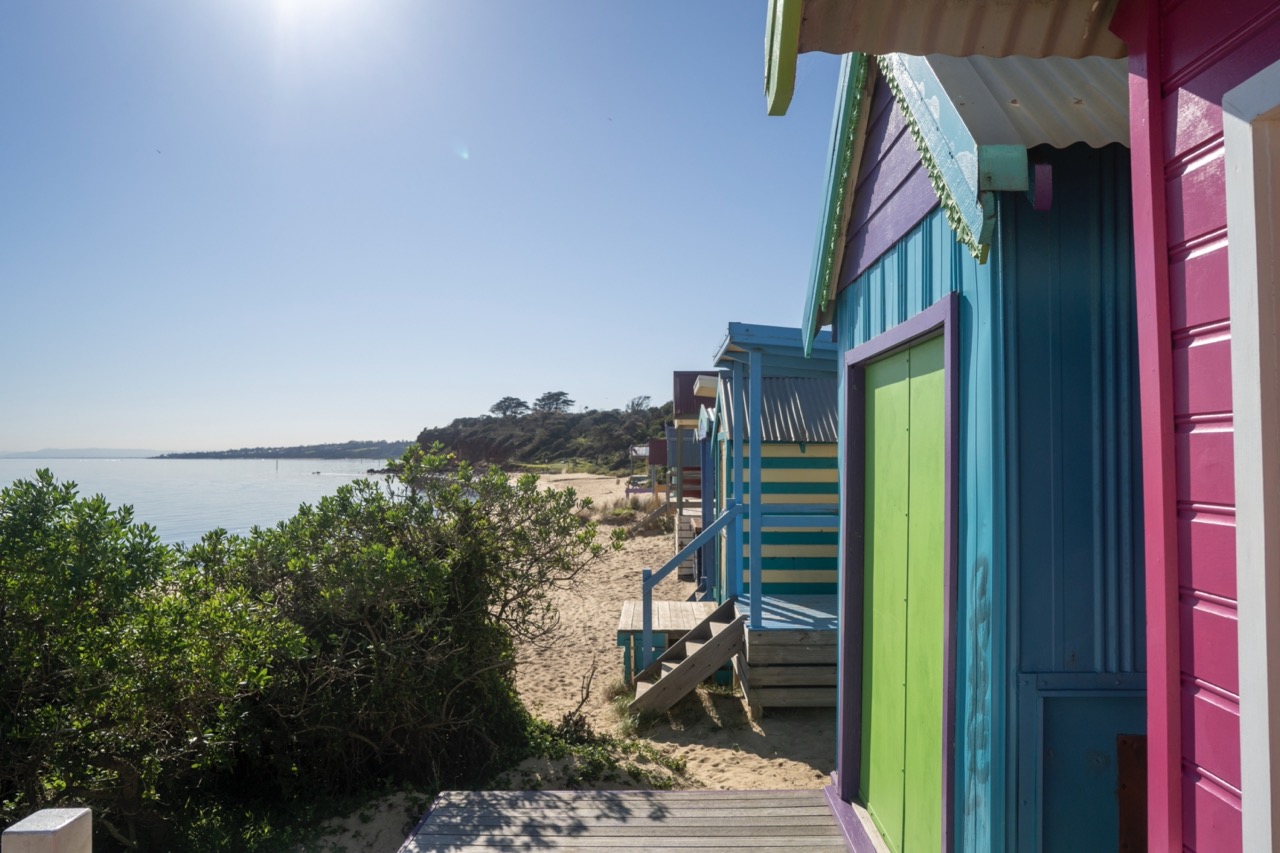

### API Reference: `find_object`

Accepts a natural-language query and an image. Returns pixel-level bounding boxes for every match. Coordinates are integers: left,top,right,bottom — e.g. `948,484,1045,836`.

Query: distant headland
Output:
0,448,161,459
155,440,413,461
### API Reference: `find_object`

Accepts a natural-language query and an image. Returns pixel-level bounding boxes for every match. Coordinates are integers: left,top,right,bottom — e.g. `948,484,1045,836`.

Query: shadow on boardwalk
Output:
400,788,846,852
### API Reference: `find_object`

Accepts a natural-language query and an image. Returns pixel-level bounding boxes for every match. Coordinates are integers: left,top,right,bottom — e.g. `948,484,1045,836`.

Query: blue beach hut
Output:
623,323,845,718
706,348,840,603
808,54,1146,852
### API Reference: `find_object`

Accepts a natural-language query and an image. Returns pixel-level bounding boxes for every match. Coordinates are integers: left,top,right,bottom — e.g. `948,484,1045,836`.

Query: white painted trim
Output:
1225,56,1280,853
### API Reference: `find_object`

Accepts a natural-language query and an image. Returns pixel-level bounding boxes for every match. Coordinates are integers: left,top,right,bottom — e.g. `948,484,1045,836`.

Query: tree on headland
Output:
532,391,575,413
625,395,651,413
489,396,531,418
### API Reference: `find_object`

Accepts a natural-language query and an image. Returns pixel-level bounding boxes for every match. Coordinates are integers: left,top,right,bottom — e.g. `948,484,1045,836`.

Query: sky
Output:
0,2,841,453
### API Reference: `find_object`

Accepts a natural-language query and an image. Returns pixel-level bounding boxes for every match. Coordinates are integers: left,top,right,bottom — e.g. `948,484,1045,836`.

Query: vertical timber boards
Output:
861,334,944,853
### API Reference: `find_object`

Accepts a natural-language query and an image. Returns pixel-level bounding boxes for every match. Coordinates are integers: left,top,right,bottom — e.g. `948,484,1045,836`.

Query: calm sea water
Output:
0,458,387,545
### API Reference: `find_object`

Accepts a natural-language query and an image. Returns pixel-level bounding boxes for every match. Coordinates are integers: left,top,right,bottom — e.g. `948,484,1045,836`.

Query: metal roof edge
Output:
879,54,1031,263
803,52,870,356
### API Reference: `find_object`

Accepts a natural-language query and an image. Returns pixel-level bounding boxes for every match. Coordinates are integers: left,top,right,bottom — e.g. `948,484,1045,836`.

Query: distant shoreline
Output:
156,440,414,462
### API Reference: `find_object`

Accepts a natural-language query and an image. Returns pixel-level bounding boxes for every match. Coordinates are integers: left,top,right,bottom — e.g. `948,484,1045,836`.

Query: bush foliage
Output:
0,448,619,850
416,401,671,472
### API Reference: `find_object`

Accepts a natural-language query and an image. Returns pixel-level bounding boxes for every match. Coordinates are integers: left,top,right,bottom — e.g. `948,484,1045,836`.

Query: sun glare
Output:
272,0,358,40
262,0,394,79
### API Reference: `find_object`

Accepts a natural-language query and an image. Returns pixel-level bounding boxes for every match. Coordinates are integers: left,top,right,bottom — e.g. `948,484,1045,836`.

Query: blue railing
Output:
640,503,744,669
637,501,839,669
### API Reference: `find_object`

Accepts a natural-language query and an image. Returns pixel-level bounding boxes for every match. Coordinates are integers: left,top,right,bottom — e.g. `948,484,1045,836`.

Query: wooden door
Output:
861,334,944,852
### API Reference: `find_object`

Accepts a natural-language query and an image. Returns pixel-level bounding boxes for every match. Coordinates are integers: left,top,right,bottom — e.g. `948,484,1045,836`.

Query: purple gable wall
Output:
837,73,939,290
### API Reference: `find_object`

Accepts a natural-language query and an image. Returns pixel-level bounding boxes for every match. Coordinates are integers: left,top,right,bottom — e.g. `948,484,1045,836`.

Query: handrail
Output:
640,503,744,670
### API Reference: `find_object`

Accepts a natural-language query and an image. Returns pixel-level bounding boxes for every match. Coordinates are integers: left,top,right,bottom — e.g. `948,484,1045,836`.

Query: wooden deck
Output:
734,594,838,632
616,599,717,682
400,789,848,852
618,600,718,634
735,595,838,715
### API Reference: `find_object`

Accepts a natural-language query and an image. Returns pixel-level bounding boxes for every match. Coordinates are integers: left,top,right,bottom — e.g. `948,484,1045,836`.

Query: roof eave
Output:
765,0,1126,116
803,52,872,355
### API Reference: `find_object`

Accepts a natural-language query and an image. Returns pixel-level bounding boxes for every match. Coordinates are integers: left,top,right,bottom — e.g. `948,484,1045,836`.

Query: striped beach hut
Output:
624,323,845,717
709,374,838,600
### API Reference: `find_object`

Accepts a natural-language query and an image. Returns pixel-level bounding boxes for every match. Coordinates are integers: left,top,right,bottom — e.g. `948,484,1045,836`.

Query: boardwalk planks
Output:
402,789,848,853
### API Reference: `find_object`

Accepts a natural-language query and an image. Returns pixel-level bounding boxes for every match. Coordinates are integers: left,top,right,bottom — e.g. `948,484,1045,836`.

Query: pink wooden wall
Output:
1113,0,1280,849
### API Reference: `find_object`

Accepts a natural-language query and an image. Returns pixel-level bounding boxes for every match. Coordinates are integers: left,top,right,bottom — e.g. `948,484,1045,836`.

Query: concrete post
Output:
3,809,92,853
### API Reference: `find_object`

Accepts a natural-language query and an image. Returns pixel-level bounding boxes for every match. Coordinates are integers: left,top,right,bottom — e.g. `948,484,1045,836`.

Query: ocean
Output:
0,457,387,545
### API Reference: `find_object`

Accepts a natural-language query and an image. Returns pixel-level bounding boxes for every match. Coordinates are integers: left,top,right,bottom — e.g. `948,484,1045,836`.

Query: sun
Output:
272,0,355,37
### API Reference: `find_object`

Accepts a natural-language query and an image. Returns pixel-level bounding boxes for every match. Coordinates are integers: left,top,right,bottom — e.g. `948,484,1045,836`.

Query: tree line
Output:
417,394,668,472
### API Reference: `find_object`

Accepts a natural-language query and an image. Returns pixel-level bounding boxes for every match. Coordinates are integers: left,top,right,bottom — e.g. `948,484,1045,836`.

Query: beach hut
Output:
781,52,1144,852
621,324,843,718
765,1,1280,848
707,373,839,602
669,371,707,509
1106,8,1280,850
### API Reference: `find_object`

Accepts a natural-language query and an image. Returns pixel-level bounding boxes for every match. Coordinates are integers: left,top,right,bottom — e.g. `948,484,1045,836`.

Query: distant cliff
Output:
156,440,413,461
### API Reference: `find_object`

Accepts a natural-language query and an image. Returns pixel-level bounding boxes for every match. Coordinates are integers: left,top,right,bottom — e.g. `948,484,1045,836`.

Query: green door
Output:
861,334,944,853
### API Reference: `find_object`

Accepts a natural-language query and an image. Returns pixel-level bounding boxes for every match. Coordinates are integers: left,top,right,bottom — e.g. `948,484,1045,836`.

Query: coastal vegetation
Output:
418,394,669,473
0,447,663,851
156,439,414,461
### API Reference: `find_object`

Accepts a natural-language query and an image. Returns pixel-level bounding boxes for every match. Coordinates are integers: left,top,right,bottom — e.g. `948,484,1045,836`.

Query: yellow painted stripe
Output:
740,570,839,584
758,492,839,504
761,444,838,458
742,545,839,558
760,468,839,483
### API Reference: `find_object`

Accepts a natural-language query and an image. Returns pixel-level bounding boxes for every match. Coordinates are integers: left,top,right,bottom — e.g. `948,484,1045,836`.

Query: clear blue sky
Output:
0,2,840,452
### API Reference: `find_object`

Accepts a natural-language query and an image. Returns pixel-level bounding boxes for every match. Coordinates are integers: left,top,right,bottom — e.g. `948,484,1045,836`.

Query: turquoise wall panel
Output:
1003,144,1144,676
1001,143,1145,852
836,206,1005,852
1040,694,1145,852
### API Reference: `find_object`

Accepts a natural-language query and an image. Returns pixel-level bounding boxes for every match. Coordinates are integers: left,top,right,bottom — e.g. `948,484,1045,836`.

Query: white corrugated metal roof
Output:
928,55,1129,148
721,376,838,444
797,0,1126,60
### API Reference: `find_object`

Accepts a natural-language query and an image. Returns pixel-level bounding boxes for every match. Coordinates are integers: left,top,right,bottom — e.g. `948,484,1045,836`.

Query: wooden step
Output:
629,599,745,716
631,598,736,685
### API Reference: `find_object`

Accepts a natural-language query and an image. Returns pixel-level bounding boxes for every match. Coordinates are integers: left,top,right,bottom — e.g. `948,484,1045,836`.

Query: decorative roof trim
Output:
877,54,1029,263
803,53,873,355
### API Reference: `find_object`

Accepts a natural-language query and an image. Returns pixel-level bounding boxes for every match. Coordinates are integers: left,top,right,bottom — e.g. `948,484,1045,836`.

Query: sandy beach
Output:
513,473,836,790
310,473,835,851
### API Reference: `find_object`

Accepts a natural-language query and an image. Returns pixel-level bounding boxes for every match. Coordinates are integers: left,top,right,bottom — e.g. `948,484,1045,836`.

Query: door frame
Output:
837,291,959,850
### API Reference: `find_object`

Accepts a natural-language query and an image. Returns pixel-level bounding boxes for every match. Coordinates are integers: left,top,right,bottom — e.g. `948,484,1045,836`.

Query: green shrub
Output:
0,449,620,850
